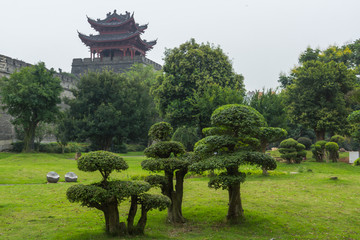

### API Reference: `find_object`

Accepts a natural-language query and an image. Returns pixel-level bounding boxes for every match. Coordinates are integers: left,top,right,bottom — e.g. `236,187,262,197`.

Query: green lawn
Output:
1,151,360,239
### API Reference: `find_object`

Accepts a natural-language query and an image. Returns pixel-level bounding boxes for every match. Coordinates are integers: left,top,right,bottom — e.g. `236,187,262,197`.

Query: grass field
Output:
1,151,360,239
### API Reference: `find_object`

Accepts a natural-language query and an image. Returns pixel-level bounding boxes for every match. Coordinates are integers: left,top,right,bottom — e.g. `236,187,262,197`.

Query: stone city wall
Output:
71,55,162,76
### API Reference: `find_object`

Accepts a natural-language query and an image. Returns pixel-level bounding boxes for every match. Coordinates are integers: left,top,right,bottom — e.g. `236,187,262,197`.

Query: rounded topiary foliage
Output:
325,142,339,162
77,150,128,180
279,138,306,164
297,137,312,150
354,158,360,166
144,141,186,158
211,104,266,135
148,122,173,141
330,135,345,144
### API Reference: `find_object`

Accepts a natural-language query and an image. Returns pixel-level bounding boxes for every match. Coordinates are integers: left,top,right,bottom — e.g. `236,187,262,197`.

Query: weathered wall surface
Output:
71,56,161,76
0,54,78,151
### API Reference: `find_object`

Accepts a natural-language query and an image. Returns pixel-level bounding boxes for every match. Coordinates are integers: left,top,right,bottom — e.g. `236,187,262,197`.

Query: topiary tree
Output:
141,122,189,223
297,137,312,150
257,127,287,174
279,138,306,164
325,142,339,162
190,104,277,224
311,140,327,162
66,151,170,236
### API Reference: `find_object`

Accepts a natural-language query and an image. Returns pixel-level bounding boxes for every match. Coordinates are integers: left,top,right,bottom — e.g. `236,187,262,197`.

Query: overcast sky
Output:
1,0,359,91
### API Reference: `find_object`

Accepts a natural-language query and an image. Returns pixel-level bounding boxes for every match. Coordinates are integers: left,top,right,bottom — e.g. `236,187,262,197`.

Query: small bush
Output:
311,140,327,162
325,142,339,162
297,137,312,150
353,157,360,166
11,141,88,153
330,135,345,144
279,138,306,164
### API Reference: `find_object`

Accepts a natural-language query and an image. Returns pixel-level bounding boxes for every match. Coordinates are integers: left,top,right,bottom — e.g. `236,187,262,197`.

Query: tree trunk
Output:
23,123,37,153
227,183,244,224
260,142,269,175
315,129,325,142
165,169,187,223
127,195,138,235
135,205,148,235
103,199,121,235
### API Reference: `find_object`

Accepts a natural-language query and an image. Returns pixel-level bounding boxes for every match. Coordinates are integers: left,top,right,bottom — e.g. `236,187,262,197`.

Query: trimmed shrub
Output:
325,142,339,162
297,137,312,150
279,138,306,164
311,140,327,162
148,122,173,141
330,135,345,144
354,157,360,166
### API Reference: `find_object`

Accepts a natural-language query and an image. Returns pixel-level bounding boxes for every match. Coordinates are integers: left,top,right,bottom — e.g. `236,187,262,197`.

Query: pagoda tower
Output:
71,10,161,76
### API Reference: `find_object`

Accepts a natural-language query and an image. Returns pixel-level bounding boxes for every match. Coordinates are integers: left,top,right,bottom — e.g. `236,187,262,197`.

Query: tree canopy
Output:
67,66,157,150
284,60,357,141
151,38,245,131
0,62,62,152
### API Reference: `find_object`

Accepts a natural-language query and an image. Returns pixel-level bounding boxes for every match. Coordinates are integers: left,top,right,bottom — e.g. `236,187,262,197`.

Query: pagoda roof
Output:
78,31,157,49
78,31,140,42
87,10,148,32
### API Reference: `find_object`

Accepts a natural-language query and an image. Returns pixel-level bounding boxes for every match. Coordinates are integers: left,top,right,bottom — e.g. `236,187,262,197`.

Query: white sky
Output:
1,0,359,91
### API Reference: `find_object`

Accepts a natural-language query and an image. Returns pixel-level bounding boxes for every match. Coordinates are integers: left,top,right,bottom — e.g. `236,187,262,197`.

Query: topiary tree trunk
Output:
166,169,187,223
227,173,244,224
103,198,121,235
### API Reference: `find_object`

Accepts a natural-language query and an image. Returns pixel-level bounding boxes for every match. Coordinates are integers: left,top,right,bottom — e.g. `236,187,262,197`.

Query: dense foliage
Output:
66,67,157,150
325,142,339,162
284,60,357,141
66,151,170,236
0,62,62,152
311,140,327,162
172,126,200,151
191,104,277,224
279,138,306,164
248,88,288,129
297,137,312,150
151,39,245,132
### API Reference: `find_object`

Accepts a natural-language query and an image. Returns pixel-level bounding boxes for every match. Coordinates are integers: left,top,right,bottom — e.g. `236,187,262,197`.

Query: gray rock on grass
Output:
65,172,78,182
47,171,60,183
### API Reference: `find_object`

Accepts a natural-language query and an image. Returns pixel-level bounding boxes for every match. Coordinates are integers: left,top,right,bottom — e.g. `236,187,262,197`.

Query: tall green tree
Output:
0,62,62,152
152,39,245,131
190,104,277,224
248,88,288,129
284,60,357,141
67,68,157,150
